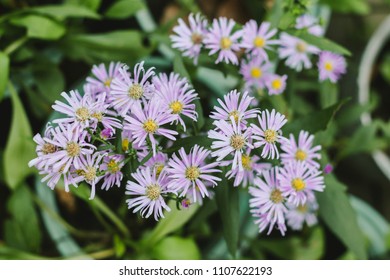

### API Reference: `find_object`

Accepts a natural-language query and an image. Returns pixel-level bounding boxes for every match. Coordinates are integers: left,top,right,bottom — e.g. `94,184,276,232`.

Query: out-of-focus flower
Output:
317,51,347,83
265,74,287,95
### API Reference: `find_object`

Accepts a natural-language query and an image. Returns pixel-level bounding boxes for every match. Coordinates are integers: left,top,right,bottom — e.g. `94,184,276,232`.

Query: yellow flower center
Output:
324,61,333,71
169,101,184,114
41,143,56,154
76,107,90,121
84,166,96,182
271,79,282,90
122,138,129,152
66,142,80,157
185,166,200,181
264,129,277,143
191,33,203,44
297,204,308,213
146,184,161,200
292,178,306,191
242,155,252,170
220,37,232,49
253,36,265,48
295,149,307,161
155,164,165,177
107,159,120,174
104,78,112,87
128,84,144,100
143,119,158,133
230,134,245,150
296,42,307,53
91,111,103,121
228,110,240,123
250,67,262,78
270,189,284,203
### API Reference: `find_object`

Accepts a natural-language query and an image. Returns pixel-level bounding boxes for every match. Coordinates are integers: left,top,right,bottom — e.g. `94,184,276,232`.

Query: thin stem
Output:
4,36,28,55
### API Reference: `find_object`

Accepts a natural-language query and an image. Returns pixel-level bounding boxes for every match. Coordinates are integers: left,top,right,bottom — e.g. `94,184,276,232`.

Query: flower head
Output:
170,13,208,64
251,109,287,159
100,154,125,190
296,14,324,37
317,51,347,83
286,196,319,230
265,74,287,95
240,56,273,91
204,17,242,65
166,145,221,202
86,62,123,94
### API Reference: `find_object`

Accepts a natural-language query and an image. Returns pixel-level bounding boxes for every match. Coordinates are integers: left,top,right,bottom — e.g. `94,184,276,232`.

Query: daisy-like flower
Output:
153,72,187,92
249,168,287,235
225,151,272,187
204,17,242,65
251,212,287,236
39,165,77,192
278,33,319,71
143,152,168,178
166,145,221,202
86,62,123,94
154,73,198,131
208,118,253,171
28,124,57,170
33,123,95,173
111,62,155,116
286,196,319,230
265,74,287,95
170,13,208,64
240,55,272,91
210,90,259,126
100,154,125,190
295,14,324,37
126,167,172,220
317,51,347,83
278,161,325,206
52,90,94,128
123,99,178,156
89,93,122,132
251,109,287,159
281,130,322,169
241,20,279,60
73,152,105,199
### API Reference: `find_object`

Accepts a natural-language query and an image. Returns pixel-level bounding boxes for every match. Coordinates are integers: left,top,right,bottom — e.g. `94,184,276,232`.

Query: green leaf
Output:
288,30,351,56
152,236,201,260
319,80,339,109
283,99,348,137
0,52,9,101
214,175,239,258
316,175,367,259
4,185,42,253
65,0,102,11
350,195,390,256
320,0,370,15
31,4,101,20
145,201,199,246
173,54,191,82
10,15,65,40
4,84,36,189
163,136,212,153
194,99,205,130
105,0,145,19
113,235,126,258
32,63,65,103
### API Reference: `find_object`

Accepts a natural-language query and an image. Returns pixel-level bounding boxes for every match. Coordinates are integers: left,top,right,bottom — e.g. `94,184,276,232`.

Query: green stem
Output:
4,36,28,55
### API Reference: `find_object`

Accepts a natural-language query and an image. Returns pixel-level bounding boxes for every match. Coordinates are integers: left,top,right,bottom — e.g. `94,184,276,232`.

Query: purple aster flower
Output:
111,62,155,116
154,73,198,131
240,55,273,91
265,74,287,95
29,124,57,170
281,130,322,169
100,128,114,140
170,13,208,64
286,196,319,230
100,154,125,191
210,90,259,126
181,198,191,209
126,166,172,221
120,130,148,156
73,152,105,199
166,145,221,202
143,151,168,178
323,163,333,174
249,168,288,235
226,151,272,187
86,62,123,94
278,32,319,71
278,161,325,206
251,212,287,236
296,14,324,37
317,51,347,83
208,118,254,171
251,109,287,159
52,90,95,128
33,123,95,173
241,20,279,60
89,93,122,131
153,72,187,93
123,99,178,156
204,17,242,65
39,166,77,192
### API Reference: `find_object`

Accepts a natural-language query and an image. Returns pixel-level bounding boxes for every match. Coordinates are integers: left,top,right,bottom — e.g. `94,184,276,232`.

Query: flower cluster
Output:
171,13,347,97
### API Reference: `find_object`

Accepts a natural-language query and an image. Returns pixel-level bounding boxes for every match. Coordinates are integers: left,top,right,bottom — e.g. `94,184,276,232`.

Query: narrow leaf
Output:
10,15,65,40
0,52,9,101
31,5,101,20
105,0,145,19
